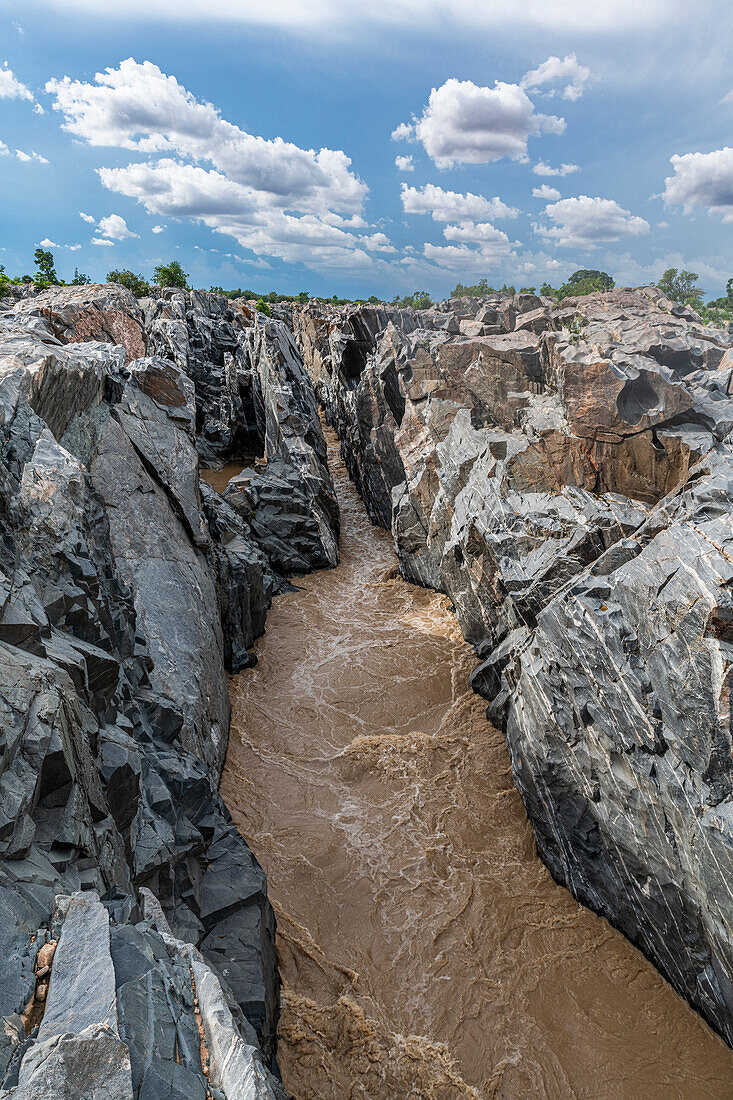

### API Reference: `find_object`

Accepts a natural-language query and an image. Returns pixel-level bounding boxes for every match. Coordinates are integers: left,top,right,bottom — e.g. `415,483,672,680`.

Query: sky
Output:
0,0,731,300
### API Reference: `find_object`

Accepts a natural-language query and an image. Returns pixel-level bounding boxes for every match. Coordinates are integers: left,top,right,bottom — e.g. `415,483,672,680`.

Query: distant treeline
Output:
2,251,731,326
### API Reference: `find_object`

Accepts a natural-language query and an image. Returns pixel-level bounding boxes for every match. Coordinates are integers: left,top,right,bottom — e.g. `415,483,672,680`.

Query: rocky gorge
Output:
0,278,731,1096
290,287,733,1051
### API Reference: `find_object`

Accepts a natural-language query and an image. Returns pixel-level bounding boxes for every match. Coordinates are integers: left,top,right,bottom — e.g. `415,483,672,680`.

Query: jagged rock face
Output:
8,283,146,365
145,290,339,573
292,288,733,1043
144,289,260,463
0,890,285,1099
503,443,733,1043
0,284,341,1094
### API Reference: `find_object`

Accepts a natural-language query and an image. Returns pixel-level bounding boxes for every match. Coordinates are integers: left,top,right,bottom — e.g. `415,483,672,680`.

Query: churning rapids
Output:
211,432,733,1099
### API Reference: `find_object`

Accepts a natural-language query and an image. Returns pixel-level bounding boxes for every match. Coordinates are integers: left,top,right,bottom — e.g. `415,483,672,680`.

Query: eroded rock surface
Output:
0,284,338,1097
292,288,733,1043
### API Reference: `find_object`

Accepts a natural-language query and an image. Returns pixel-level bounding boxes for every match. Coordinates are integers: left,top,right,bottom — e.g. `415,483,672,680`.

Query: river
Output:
208,432,733,1099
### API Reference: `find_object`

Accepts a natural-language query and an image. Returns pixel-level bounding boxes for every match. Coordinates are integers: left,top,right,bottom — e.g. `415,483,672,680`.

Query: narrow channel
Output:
216,430,733,1099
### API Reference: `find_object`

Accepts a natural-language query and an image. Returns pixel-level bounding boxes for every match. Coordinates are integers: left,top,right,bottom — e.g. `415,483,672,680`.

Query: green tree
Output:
71,267,91,285
107,269,151,297
451,277,494,298
708,278,733,310
152,260,189,290
655,268,704,309
566,269,614,293
33,247,59,286
392,290,432,309
541,269,614,300
298,290,310,303
255,298,271,316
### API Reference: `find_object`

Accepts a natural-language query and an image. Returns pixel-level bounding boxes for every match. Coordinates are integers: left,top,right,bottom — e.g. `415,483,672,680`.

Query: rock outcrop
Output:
0,284,339,1096
292,288,733,1044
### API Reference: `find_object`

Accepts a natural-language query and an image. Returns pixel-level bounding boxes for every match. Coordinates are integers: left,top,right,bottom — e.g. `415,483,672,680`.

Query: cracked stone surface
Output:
291,286,733,1044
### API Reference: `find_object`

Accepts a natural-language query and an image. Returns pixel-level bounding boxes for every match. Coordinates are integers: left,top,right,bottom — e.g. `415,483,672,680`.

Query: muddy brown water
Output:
205,438,733,1099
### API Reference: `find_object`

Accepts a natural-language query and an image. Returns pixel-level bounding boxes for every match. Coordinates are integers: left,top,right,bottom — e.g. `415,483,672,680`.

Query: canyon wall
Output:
0,283,338,1098
290,288,733,1044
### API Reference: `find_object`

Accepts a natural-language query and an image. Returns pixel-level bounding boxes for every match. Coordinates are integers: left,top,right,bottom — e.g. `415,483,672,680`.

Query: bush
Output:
71,267,91,285
255,299,271,316
152,260,189,290
107,269,151,297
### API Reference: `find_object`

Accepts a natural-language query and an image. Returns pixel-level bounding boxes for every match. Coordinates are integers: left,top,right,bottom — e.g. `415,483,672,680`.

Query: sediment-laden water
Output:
214,433,733,1098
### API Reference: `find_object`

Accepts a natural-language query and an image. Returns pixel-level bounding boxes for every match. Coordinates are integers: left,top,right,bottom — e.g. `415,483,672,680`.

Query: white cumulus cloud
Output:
0,64,34,103
395,154,414,172
537,195,650,248
45,58,373,269
98,213,138,239
533,184,561,200
401,182,518,221
15,149,49,163
662,147,733,224
91,237,116,246
391,122,413,141
151,224,166,233
521,54,591,102
396,78,565,168
533,160,579,176
79,211,95,222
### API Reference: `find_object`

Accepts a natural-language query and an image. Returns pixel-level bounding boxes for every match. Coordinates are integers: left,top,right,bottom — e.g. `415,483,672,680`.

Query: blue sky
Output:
0,0,731,299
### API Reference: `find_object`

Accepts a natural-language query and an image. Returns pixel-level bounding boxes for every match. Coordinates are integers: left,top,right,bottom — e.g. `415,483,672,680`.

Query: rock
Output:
0,284,336,1084
5,1024,134,1100
290,288,733,1044
5,284,146,365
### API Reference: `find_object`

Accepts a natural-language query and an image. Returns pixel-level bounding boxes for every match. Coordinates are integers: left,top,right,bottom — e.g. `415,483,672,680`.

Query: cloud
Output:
662,147,733,224
0,64,34,103
533,160,579,176
91,237,116,246
720,90,733,106
532,184,561,200
442,221,514,246
79,211,95,222
15,149,49,163
521,53,591,101
401,182,518,221
98,213,138,239
536,195,650,248
46,59,366,213
0,142,8,155
46,58,374,269
606,249,729,291
395,154,414,172
423,239,515,273
151,224,166,233
39,238,82,251
98,158,377,268
398,78,565,167
359,231,396,252
391,122,413,141
21,0,678,33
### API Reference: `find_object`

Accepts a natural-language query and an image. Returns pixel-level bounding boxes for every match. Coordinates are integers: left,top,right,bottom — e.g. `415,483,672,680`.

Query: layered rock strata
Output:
292,288,733,1043
0,284,338,1096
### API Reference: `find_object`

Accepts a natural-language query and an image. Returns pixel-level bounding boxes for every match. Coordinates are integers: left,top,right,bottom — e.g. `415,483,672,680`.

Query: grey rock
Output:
290,288,733,1045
